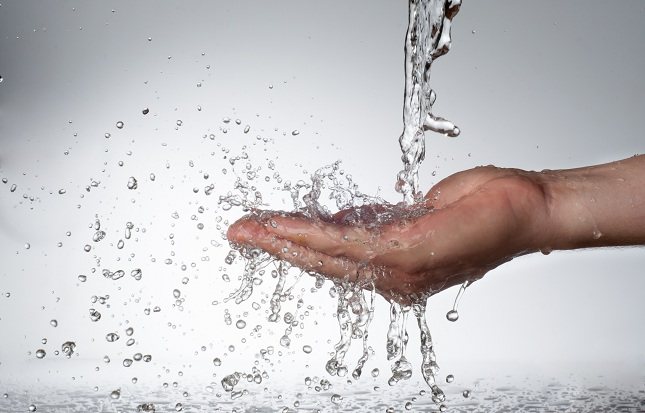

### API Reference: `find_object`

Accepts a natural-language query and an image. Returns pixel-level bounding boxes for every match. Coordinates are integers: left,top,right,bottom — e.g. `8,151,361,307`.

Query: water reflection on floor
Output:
2,376,644,413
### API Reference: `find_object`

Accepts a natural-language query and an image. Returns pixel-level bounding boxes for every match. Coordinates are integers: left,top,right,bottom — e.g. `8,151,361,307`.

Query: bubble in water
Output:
110,389,121,399
35,349,46,359
446,310,459,322
127,177,138,190
235,319,246,329
302,345,312,354
116,121,124,129
446,374,454,383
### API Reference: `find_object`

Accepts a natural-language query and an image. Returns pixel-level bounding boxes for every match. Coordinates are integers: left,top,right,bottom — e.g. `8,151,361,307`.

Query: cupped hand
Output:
227,166,552,303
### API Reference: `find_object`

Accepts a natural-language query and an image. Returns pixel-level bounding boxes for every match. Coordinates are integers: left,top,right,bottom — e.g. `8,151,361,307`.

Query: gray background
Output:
0,0,643,395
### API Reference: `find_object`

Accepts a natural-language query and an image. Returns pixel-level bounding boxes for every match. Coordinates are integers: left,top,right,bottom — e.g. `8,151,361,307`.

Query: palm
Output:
227,166,549,303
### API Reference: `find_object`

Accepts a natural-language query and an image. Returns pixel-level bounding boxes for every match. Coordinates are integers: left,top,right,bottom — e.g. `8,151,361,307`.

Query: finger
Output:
263,214,383,263
228,216,363,282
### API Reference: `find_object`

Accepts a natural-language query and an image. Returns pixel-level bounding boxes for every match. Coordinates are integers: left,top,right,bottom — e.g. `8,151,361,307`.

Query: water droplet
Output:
106,332,120,342
446,310,459,322
9,184,17,192
116,121,124,129
173,289,181,299
24,243,30,249
110,389,121,399
127,176,138,190
175,403,183,412
243,125,250,133
84,244,91,252
176,120,183,126
126,327,134,336
302,345,312,354
50,319,58,327
462,389,471,398
330,394,343,404
117,239,124,249
35,349,46,359
142,108,149,115
446,374,454,383
291,130,300,136
89,309,101,322
61,341,76,358
123,358,133,367
371,368,380,377
58,188,66,194
235,319,246,329
28,404,37,412
213,357,222,366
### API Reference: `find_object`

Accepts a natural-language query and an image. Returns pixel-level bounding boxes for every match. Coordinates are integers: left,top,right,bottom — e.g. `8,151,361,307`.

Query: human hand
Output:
227,166,552,303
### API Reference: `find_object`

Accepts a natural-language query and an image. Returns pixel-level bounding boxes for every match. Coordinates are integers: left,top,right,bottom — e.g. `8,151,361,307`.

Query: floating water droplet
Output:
142,108,149,115
35,349,46,359
110,389,121,399
127,176,138,190
213,357,222,366
123,358,133,367
446,310,459,322
83,244,91,252
291,130,300,136
446,374,454,383
243,125,250,133
10,184,17,192
106,332,120,342
116,121,124,129
462,389,471,398
173,289,181,299
28,404,37,412
89,309,101,322
330,394,343,405
302,345,312,354
176,120,183,126
175,403,183,412
371,368,380,377
117,239,124,249
235,319,246,329
61,341,75,358
50,319,58,327
24,243,30,249
58,188,66,194
125,327,134,336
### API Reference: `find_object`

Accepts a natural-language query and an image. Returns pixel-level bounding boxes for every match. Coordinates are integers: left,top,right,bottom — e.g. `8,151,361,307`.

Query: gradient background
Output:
0,0,643,407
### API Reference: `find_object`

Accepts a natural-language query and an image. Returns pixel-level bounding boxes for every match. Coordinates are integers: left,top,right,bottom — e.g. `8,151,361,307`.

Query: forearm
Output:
538,155,645,251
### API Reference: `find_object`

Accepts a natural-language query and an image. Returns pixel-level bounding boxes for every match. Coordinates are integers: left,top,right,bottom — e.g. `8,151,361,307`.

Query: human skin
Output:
227,155,645,303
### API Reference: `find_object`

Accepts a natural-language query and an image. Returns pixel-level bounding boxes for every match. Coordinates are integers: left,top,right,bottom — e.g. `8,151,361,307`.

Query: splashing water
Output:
396,0,461,204
224,0,462,407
